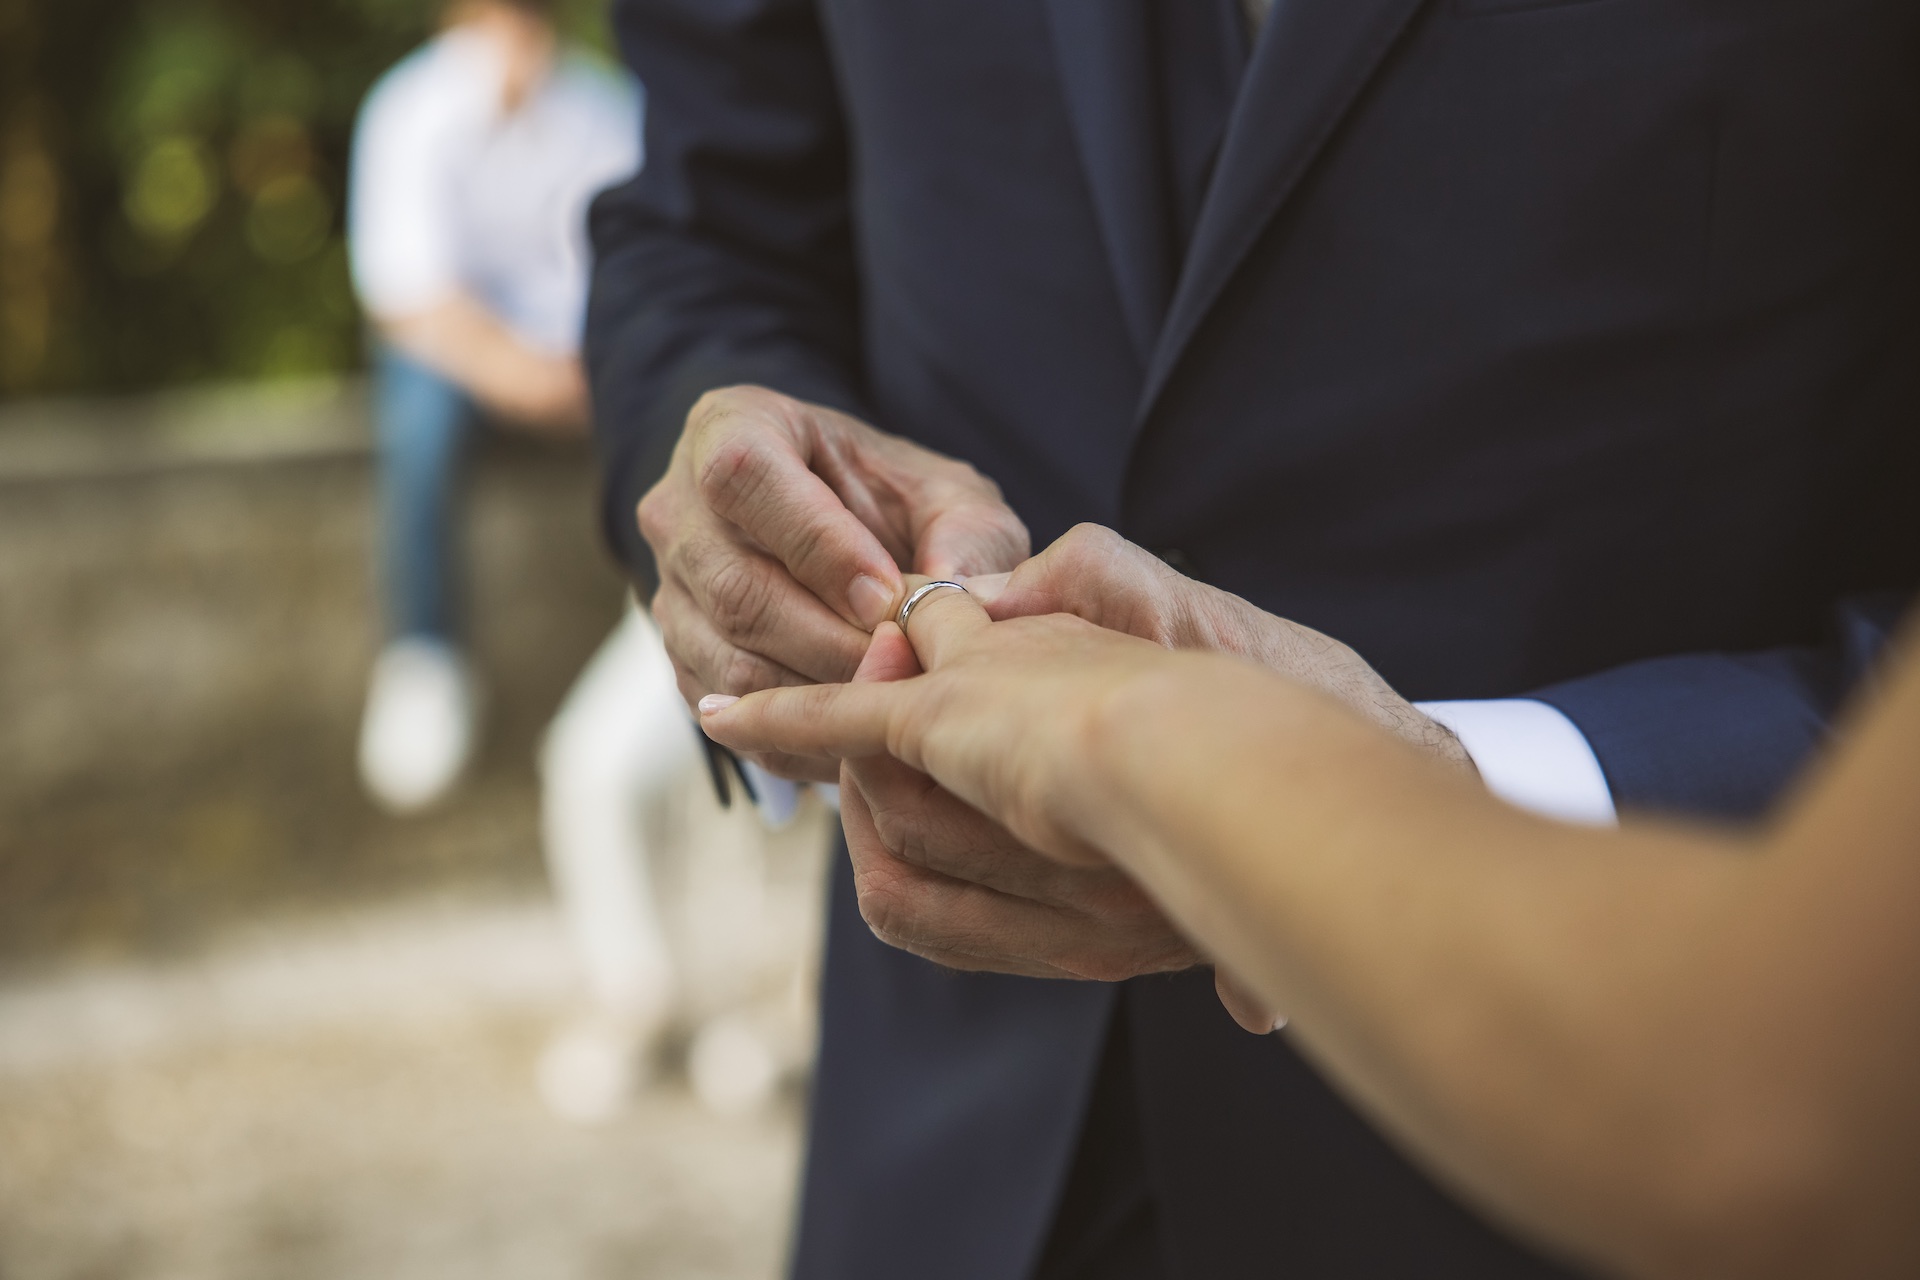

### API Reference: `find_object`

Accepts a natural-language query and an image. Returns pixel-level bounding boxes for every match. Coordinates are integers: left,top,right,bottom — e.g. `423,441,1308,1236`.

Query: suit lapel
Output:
1138,0,1432,420
1042,0,1174,365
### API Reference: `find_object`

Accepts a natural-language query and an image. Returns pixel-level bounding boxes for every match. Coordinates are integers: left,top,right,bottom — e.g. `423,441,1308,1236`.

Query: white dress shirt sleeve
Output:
740,762,840,823
738,760,802,826
348,34,498,320
1415,699,1617,826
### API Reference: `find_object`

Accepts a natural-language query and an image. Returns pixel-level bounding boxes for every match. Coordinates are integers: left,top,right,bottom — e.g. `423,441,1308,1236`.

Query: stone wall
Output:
0,379,630,969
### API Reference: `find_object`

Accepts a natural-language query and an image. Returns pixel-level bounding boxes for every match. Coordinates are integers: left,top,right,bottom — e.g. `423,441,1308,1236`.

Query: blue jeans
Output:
372,348,477,643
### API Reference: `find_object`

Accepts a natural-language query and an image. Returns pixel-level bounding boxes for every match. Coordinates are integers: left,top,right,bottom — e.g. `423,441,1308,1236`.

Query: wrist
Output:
1386,700,1480,778
1249,618,1478,779
1068,655,1240,867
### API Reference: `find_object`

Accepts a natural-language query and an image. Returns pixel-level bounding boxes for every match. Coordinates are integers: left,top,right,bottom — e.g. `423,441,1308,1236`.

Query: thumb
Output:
1215,968,1288,1035
915,504,1031,580
853,622,922,685
980,525,1166,628
962,570,1012,608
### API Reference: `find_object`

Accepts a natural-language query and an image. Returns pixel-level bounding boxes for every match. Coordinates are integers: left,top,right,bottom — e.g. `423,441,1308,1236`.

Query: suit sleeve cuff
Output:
1415,699,1617,826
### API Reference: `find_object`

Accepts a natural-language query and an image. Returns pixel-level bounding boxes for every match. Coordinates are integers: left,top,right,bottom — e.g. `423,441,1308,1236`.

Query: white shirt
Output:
348,29,641,355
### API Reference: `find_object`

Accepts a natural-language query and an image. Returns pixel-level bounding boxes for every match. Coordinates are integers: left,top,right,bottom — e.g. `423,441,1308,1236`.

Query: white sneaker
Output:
687,1014,781,1117
357,638,478,813
536,1015,655,1126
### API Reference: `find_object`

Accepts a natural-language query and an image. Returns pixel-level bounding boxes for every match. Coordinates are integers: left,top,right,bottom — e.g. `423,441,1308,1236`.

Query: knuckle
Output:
687,385,763,437
776,517,852,585
1060,522,1121,564
705,556,773,639
654,599,699,657
695,432,764,505
636,484,674,549
851,839,942,952
659,626,700,682
855,892,894,942
896,832,936,872
686,387,731,425
1051,529,1097,578
717,646,774,696
869,803,915,862
942,455,993,494
854,875,911,945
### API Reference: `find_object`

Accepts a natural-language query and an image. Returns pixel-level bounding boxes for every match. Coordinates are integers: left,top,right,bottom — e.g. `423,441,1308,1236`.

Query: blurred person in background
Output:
533,600,813,1124
347,0,820,1124
349,0,690,1118
347,0,637,810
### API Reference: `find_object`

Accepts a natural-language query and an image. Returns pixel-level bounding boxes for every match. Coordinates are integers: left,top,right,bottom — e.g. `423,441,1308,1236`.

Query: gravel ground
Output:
0,898,808,1280
0,388,821,1280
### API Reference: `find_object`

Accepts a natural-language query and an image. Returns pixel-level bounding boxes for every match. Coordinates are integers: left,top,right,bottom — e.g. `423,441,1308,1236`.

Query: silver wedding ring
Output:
896,580,968,632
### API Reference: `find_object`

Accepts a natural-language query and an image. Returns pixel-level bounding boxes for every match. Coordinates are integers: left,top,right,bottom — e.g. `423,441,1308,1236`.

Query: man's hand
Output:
842,760,1205,980
821,523,1474,1017
706,586,1250,1012
639,386,1028,780
836,613,1201,980
971,524,1474,770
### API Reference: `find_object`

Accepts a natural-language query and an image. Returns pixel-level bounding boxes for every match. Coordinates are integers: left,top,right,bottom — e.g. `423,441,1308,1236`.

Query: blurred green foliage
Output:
0,0,614,397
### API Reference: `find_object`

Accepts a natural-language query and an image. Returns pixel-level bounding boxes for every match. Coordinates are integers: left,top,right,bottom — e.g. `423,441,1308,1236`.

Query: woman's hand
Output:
705,581,1292,1024
970,525,1473,772
700,581,1170,871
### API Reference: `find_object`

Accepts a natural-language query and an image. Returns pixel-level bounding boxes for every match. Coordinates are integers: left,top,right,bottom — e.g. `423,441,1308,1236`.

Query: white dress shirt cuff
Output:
738,762,841,822
739,760,802,826
1414,699,1616,826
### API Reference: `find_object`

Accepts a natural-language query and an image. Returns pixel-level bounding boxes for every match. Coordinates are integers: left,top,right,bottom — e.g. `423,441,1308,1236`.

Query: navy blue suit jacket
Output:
587,1,1920,1275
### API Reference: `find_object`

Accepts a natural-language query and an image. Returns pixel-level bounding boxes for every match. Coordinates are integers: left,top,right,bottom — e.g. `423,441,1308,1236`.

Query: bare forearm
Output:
1062,656,1766,1275
704,592,1920,1275
380,297,587,431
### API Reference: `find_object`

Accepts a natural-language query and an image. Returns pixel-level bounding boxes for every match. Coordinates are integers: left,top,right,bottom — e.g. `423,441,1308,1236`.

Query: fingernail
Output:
698,694,740,715
965,571,1010,605
1272,1015,1289,1032
847,573,896,629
